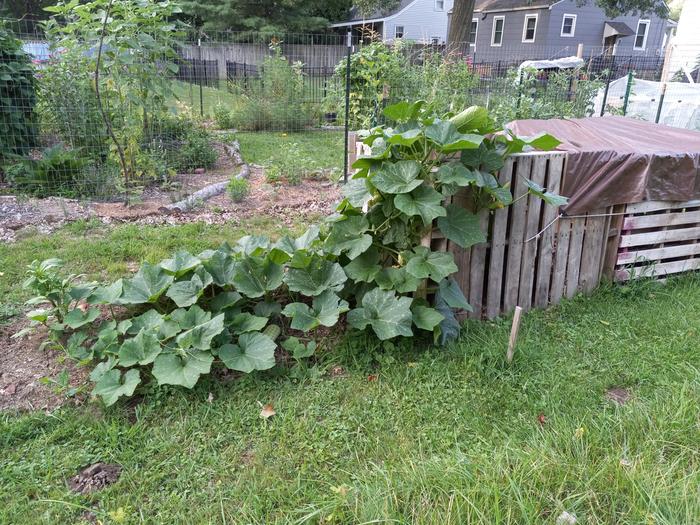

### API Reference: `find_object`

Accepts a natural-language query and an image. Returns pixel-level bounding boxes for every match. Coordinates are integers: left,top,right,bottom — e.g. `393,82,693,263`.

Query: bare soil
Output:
0,320,90,412
68,462,122,494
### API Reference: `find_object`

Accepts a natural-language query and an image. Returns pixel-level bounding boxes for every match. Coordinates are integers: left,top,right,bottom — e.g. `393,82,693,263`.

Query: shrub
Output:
213,103,236,129
231,42,315,131
227,177,250,202
0,24,38,160
7,145,93,198
264,142,312,185
143,114,217,174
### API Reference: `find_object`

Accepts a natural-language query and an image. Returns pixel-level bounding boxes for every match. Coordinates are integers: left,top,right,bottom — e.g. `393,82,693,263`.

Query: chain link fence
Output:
2,16,698,201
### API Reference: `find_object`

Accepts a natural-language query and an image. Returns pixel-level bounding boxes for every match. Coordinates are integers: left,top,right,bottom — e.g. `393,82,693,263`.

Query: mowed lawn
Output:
1,220,699,524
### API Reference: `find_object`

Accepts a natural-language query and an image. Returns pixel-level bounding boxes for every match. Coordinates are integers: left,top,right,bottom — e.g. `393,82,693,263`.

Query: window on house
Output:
435,0,445,10
469,19,478,46
634,19,650,49
492,16,505,46
561,14,576,37
522,14,537,43
395,25,404,39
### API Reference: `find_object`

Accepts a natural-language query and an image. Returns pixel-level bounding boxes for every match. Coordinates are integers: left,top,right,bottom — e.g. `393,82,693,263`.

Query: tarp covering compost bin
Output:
508,116,700,214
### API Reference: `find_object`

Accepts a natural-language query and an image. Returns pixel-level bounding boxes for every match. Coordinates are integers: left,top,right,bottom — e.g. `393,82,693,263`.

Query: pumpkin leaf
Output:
282,290,349,332
93,369,140,407
232,257,284,298
160,251,201,277
120,262,174,304
411,305,444,331
118,329,162,367
285,257,347,296
202,249,235,286
437,205,486,249
325,215,373,259
394,186,446,226
219,332,277,373
347,287,413,340
152,350,214,389
405,246,458,282
372,160,423,194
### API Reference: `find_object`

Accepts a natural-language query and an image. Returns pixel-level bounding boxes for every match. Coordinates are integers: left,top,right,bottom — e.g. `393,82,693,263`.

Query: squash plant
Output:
22,102,565,406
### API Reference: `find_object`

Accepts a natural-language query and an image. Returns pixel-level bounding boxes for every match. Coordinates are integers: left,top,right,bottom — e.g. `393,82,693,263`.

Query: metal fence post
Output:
655,83,667,123
343,31,352,184
622,71,634,116
197,37,204,117
599,53,616,117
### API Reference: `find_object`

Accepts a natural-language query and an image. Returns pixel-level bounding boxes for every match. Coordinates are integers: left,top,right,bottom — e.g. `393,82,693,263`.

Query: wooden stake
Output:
506,306,523,364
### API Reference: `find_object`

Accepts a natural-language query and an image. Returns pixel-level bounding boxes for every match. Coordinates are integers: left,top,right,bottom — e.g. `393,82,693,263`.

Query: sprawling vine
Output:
21,102,566,406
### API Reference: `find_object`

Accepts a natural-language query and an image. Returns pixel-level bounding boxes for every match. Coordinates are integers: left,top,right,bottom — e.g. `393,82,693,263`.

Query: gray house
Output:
463,0,670,58
331,0,455,44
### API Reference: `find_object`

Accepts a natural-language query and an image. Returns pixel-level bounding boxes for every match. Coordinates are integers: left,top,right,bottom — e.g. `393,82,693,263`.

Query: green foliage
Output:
213,103,237,129
263,141,316,185
0,23,38,160
227,176,251,202
25,101,565,406
490,67,603,125
230,42,315,131
4,145,109,198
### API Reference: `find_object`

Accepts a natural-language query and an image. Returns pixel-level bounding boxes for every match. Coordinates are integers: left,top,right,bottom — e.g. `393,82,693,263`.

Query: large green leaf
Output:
425,120,483,152
175,313,225,350
461,145,505,172
394,186,447,226
282,290,349,332
343,247,382,283
232,257,284,298
126,309,179,340
235,235,271,256
372,160,423,194
285,257,347,296
118,329,162,367
229,312,268,334
120,262,174,304
437,277,473,312
405,246,458,282
202,249,235,287
383,100,425,122
435,162,478,187
218,332,277,373
152,350,214,389
165,273,206,308
171,305,211,330
64,307,100,329
411,305,444,331
160,251,201,277
342,177,373,209
437,205,486,249
375,267,421,293
347,287,413,340
93,369,140,407
87,279,123,305
435,295,461,345
209,291,243,312
325,215,373,259
524,178,569,207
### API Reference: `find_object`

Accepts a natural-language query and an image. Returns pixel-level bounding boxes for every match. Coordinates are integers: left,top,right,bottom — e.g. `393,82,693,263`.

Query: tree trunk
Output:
447,0,476,54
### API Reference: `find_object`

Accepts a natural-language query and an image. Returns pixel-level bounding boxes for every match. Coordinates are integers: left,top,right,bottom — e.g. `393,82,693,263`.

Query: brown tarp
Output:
507,116,700,214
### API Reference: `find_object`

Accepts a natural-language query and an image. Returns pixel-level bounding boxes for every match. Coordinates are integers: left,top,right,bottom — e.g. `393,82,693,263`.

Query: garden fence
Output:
2,16,700,201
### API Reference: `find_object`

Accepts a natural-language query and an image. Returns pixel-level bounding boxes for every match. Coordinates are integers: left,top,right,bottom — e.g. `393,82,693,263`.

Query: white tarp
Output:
518,56,585,73
593,76,700,131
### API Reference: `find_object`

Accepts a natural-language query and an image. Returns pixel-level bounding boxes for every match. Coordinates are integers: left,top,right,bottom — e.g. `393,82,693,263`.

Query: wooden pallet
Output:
614,199,700,281
440,152,612,319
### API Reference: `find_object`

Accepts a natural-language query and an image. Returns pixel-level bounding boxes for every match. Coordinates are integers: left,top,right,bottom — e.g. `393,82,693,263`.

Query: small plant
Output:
214,103,236,130
264,142,312,185
228,177,250,202
21,259,96,332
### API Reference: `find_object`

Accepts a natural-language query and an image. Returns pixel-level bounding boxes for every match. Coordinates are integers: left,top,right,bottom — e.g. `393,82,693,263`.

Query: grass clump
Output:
227,176,250,202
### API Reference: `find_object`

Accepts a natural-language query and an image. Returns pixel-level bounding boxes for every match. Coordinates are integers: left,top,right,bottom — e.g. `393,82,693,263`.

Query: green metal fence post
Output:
622,71,634,116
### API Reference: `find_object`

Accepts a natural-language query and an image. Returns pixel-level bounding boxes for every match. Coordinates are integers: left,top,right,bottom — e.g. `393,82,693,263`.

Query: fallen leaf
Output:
260,403,276,419
1,383,17,396
207,392,214,404
619,457,632,468
367,374,378,382
537,413,547,426
599,320,610,326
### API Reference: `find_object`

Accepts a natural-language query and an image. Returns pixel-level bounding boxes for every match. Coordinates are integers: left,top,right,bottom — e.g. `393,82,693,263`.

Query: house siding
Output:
384,0,455,43
470,1,667,58
547,0,666,55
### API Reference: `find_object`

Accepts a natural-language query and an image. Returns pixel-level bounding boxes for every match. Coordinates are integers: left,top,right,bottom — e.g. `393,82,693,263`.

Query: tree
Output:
177,0,354,34
448,0,668,44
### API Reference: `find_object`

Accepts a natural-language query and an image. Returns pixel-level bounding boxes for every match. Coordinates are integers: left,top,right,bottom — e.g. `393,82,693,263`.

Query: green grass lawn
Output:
236,131,344,170
1,222,699,524
169,80,241,117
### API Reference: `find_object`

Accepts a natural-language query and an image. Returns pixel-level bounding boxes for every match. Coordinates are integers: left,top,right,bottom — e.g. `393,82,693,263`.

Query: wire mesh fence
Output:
2,15,699,202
